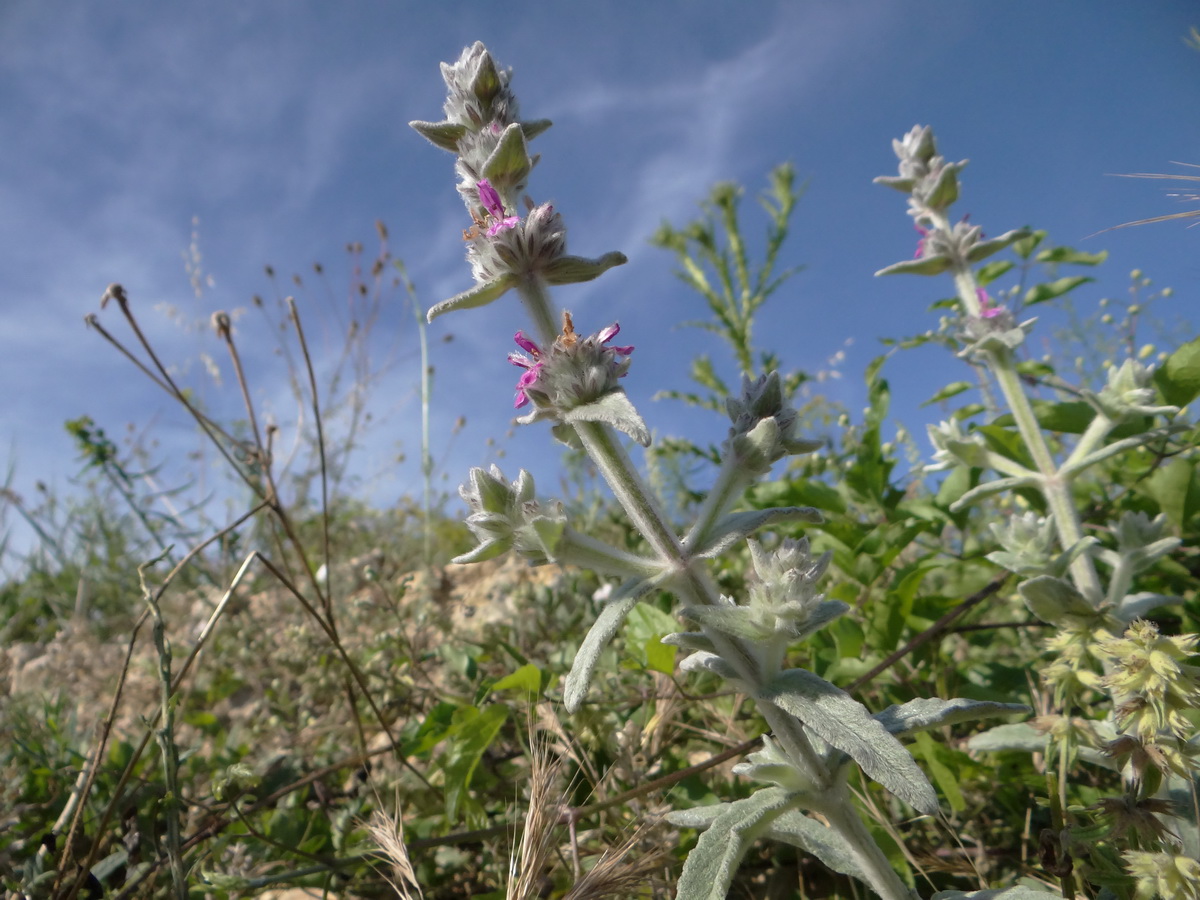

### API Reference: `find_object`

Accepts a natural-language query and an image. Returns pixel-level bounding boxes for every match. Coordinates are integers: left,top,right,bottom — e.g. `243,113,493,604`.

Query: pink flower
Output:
508,331,544,408
477,179,519,235
977,288,1004,319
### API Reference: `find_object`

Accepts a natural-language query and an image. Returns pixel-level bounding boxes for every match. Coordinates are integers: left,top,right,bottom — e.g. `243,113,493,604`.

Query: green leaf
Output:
756,478,846,514
644,636,677,675
923,381,972,407
1028,400,1095,434
975,260,1014,285
672,787,799,900
1023,275,1093,306
1154,335,1200,407
404,702,458,756
913,732,965,813
441,704,508,822
1144,457,1200,531
1034,246,1108,266
491,663,543,696
757,669,938,813
1016,359,1056,379
875,255,953,277
1011,230,1047,260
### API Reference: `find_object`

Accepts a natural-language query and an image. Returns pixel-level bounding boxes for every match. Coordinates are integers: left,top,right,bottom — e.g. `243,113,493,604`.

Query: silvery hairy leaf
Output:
426,274,518,322
409,120,468,152
541,251,628,285
481,122,532,195
874,255,954,277
1018,575,1094,626
670,787,800,900
1115,591,1182,623
660,631,717,654
561,390,650,446
563,577,659,713
757,669,938,814
874,698,1029,738
965,228,1033,263
790,600,851,643
669,800,869,883
956,317,1037,358
688,506,823,559
933,888,1069,900
679,605,774,643
678,649,742,682
965,722,1114,769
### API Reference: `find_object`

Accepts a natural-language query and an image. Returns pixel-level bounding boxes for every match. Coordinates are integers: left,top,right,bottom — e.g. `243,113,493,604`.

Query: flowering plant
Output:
409,44,1135,900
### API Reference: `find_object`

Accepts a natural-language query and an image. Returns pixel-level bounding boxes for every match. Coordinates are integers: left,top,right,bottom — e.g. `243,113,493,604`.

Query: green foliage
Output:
5,128,1198,900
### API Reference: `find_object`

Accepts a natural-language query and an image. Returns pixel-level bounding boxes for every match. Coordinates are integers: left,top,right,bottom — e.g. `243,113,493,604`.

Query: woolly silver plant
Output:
411,44,1030,900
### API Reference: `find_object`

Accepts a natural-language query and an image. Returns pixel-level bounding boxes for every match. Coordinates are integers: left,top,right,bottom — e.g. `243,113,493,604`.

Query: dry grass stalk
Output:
365,802,423,900
507,732,567,900
561,821,667,900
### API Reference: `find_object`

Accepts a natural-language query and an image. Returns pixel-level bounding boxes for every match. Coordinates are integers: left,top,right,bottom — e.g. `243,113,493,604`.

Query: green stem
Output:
681,450,753,552
516,276,560,346
572,421,684,562
405,266,435,568
141,554,188,900
945,252,1104,605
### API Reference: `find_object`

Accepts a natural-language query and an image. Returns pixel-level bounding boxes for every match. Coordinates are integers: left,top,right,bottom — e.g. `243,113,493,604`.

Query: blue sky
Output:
3,2,1199,561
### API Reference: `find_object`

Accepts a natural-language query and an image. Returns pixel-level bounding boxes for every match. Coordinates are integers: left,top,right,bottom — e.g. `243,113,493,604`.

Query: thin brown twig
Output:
84,308,245,482
288,296,335,624
251,553,414,780
848,573,1010,694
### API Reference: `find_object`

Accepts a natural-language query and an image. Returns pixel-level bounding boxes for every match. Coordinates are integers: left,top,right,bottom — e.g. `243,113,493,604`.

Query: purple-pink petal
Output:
913,223,930,259
477,179,503,218
976,288,1004,319
486,215,520,236
513,363,542,408
513,331,540,355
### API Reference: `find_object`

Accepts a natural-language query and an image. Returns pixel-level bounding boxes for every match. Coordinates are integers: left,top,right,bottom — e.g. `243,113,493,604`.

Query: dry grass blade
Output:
1103,165,1200,231
561,822,667,900
365,804,423,900
508,730,568,900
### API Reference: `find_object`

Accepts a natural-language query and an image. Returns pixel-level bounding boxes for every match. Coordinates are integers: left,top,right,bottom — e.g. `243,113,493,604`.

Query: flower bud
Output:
723,373,820,473
455,465,566,565
745,537,832,636
925,419,988,472
1084,359,1176,421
